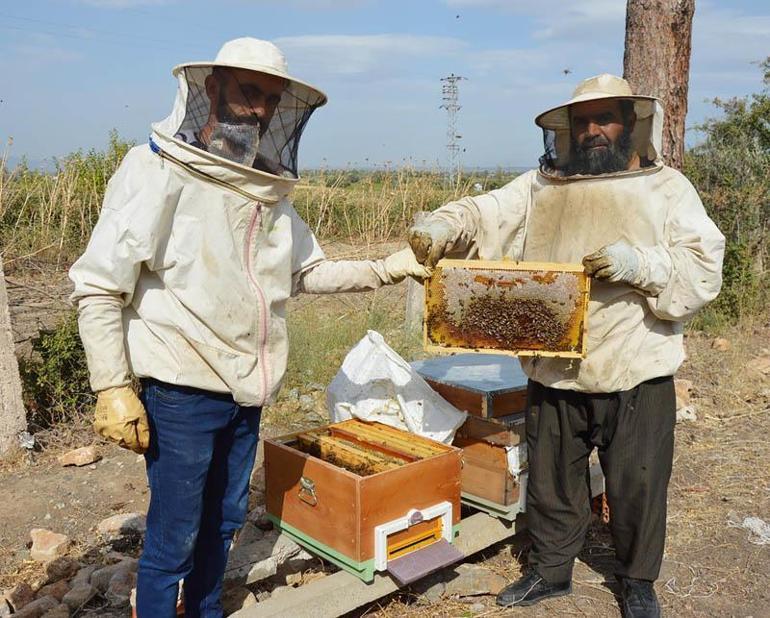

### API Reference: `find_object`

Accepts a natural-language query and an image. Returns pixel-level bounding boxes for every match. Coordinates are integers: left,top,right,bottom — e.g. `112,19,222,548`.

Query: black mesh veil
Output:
173,66,325,179
537,98,664,175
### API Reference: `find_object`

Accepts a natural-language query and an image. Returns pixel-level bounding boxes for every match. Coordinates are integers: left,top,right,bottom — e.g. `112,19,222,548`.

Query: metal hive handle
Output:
298,476,318,506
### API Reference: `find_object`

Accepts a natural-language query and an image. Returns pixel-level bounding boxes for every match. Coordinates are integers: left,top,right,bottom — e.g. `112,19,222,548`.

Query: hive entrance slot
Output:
386,517,442,560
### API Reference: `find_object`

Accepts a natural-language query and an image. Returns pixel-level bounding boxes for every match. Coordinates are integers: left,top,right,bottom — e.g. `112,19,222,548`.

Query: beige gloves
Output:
94,386,150,454
583,241,642,285
383,247,433,283
408,219,456,268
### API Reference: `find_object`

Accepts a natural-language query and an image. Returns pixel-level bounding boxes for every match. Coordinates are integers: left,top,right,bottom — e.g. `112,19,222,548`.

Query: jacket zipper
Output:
244,203,271,407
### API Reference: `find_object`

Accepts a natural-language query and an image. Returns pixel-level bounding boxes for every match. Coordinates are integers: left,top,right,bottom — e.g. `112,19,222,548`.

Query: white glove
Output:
408,219,456,268
383,248,433,283
582,241,641,285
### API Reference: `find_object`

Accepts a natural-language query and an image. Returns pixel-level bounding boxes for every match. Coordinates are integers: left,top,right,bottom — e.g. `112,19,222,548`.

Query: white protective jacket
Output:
70,132,406,407
425,107,725,393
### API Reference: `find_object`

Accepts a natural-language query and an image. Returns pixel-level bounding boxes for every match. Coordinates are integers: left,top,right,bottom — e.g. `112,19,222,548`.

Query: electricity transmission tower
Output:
440,74,466,184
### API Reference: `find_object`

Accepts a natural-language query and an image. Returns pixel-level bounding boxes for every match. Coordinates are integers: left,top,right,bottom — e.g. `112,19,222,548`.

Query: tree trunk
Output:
0,257,26,456
623,0,695,170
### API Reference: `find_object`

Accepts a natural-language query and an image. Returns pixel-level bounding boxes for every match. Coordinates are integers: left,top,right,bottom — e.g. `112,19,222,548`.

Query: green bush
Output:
19,311,94,430
685,58,770,325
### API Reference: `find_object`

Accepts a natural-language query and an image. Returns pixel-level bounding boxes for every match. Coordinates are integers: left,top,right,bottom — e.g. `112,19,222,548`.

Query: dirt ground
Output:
1,261,768,618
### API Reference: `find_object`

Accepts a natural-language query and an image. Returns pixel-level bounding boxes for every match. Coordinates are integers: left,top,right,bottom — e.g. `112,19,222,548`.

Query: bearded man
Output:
69,38,428,618
408,74,725,618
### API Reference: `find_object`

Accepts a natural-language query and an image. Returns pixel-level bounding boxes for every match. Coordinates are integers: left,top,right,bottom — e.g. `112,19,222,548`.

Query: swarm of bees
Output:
425,262,589,356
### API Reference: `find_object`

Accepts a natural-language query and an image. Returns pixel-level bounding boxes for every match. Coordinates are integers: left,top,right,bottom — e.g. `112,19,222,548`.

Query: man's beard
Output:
566,128,634,176
206,91,262,166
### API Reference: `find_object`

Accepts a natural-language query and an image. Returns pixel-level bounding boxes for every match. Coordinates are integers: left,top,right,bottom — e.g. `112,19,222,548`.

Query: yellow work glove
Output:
383,247,433,283
94,386,151,454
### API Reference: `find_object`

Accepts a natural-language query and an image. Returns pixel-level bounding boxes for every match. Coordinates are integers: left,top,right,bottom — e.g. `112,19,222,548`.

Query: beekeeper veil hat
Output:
153,37,327,179
535,74,664,174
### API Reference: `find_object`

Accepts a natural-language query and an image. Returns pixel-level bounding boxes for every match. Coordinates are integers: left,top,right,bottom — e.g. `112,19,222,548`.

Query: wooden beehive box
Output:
413,354,529,518
265,419,462,582
453,413,526,511
425,259,590,358
412,353,528,419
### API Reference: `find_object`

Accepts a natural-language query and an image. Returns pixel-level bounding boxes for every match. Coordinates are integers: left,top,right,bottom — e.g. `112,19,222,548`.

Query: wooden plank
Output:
435,258,586,272
338,421,446,457
296,432,403,475
454,437,518,505
230,511,525,618
358,450,462,561
325,427,420,463
456,414,525,447
423,379,484,416
488,389,528,417
328,425,433,459
354,420,450,452
265,439,361,562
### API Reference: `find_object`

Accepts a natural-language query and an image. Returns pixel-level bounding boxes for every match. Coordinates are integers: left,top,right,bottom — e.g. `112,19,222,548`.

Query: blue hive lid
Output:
411,353,528,395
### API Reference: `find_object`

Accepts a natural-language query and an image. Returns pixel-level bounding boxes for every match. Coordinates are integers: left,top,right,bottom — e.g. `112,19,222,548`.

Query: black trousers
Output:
525,376,676,583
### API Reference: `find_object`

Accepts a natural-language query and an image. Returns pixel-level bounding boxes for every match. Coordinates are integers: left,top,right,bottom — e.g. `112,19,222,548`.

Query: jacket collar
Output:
150,129,296,205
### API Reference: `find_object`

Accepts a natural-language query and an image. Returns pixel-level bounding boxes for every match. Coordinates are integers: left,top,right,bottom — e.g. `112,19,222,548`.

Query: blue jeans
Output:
136,379,261,618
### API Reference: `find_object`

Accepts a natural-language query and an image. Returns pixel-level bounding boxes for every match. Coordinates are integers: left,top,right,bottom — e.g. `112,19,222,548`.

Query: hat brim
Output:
172,61,328,107
535,93,659,131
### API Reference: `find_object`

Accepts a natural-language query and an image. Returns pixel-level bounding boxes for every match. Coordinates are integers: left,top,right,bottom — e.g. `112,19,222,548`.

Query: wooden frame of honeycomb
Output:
424,259,591,358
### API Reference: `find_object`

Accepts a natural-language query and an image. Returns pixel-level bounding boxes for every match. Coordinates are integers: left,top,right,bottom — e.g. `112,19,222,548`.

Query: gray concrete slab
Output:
231,511,526,618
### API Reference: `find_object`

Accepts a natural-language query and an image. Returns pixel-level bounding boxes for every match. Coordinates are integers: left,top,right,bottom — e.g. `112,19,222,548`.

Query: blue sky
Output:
1,0,768,170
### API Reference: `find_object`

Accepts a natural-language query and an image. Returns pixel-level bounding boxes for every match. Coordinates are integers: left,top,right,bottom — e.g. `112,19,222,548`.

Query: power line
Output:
0,13,201,52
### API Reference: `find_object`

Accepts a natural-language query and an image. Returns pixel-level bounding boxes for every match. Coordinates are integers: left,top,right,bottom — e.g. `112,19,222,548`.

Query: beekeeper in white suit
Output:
408,74,724,618
69,38,429,618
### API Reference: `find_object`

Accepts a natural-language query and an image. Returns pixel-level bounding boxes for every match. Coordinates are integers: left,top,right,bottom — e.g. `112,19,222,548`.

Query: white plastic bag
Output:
327,331,467,444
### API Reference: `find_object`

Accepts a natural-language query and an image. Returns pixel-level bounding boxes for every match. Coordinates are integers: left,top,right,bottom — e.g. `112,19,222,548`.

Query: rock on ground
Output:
29,529,70,562
62,584,97,611
674,378,693,410
221,585,257,615
444,564,507,598
35,580,70,602
106,570,136,607
57,446,100,467
91,559,138,593
70,565,97,587
11,596,58,618
711,337,731,351
4,582,35,611
40,604,70,618
45,558,80,585
96,513,147,538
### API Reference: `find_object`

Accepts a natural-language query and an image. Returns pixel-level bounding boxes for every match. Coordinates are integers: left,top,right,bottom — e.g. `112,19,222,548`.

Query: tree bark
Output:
0,257,26,456
623,0,695,170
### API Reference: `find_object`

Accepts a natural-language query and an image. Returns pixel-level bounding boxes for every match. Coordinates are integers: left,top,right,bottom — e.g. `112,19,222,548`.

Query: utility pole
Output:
440,74,466,184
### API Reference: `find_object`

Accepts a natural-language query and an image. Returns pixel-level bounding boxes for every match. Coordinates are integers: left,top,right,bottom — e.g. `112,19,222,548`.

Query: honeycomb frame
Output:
424,259,591,358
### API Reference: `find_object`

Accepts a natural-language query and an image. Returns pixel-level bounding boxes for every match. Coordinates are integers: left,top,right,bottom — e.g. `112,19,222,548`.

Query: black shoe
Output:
621,578,661,618
496,571,572,607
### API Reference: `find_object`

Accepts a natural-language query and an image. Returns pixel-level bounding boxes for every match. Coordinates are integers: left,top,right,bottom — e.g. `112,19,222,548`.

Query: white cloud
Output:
275,34,467,76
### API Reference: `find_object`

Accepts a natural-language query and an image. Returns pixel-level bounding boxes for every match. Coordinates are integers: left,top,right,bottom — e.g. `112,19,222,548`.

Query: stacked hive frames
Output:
265,419,462,581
